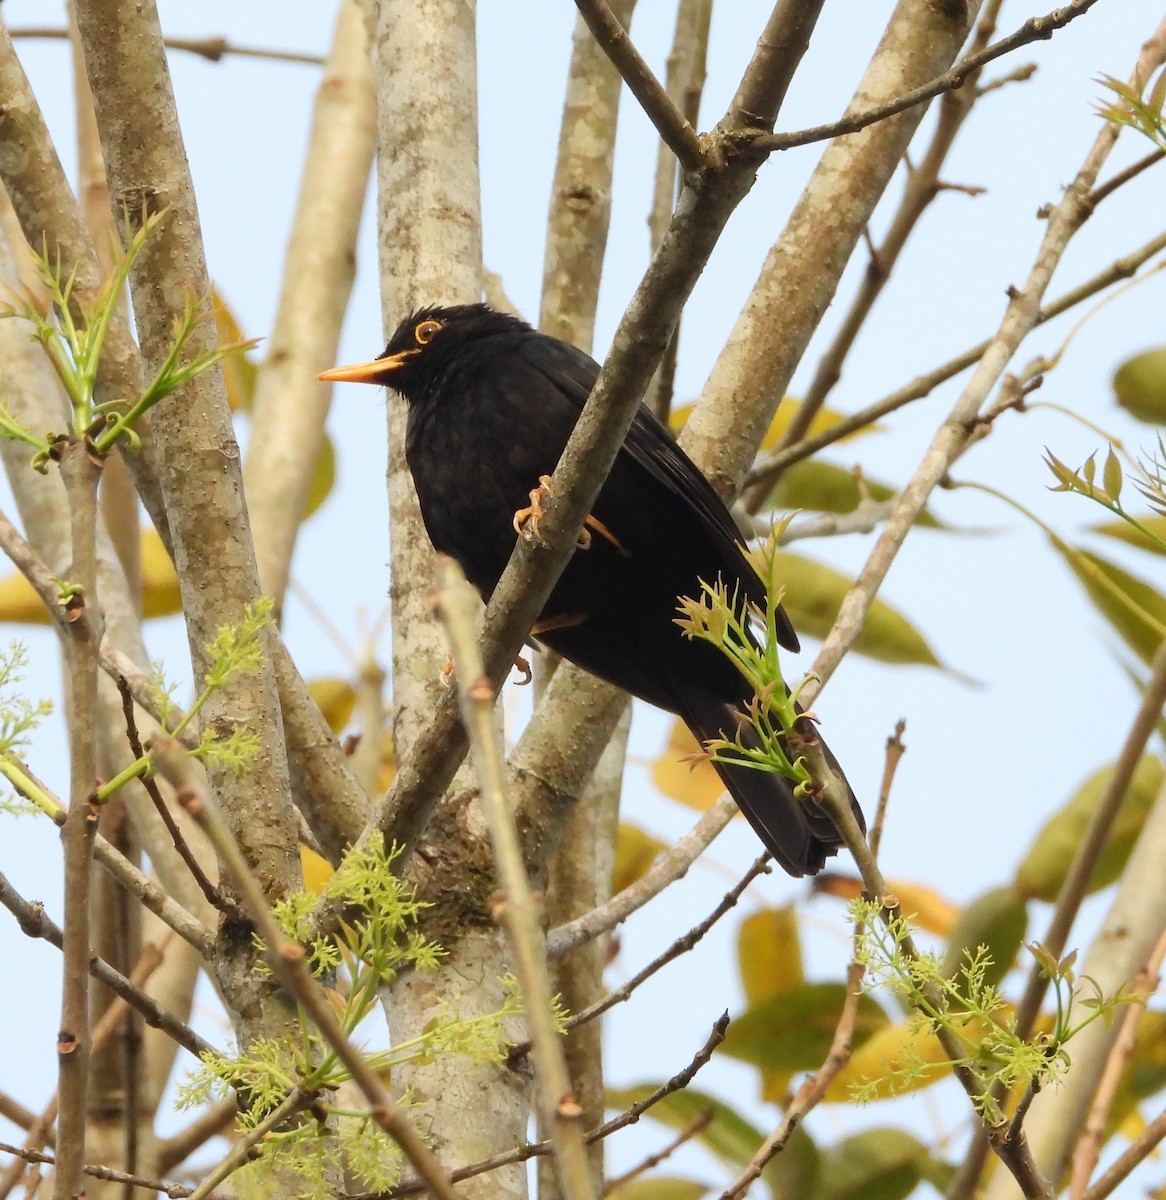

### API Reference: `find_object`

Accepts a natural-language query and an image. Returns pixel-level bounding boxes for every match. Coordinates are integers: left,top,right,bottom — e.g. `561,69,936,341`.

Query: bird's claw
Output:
514,474,555,545
513,476,601,551
513,654,532,686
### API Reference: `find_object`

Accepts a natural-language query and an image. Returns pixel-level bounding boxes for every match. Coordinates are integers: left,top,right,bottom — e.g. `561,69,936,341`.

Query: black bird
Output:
320,303,863,876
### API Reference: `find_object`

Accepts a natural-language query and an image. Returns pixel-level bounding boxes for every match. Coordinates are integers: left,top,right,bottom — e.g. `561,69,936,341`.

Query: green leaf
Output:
605,1085,819,1200
811,1128,934,1200
763,460,944,528
1052,542,1166,662
720,982,888,1073
1015,756,1165,902
939,885,1028,989
606,1178,709,1200
767,551,944,670
1113,348,1166,424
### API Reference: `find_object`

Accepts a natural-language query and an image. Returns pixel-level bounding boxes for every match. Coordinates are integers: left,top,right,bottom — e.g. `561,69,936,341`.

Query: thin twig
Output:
572,0,705,171
1081,1103,1166,1200
0,1143,228,1200
517,854,769,1058
547,795,737,958
152,740,461,1200
7,26,325,64
54,442,104,1200
605,1109,713,1193
434,558,595,1200
375,1015,728,1199
0,870,216,1061
114,674,238,918
751,0,1103,153
744,228,1166,495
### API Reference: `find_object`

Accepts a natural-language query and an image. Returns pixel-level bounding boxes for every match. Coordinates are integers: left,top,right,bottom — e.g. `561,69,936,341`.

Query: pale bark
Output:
73,0,302,1054
245,0,376,607
682,0,980,497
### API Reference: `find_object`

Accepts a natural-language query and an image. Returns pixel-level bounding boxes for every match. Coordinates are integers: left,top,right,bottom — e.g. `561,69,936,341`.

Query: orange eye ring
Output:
414,319,442,345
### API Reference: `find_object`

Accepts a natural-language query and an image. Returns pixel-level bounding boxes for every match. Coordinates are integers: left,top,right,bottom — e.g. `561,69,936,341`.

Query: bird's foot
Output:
513,474,555,545
513,654,532,685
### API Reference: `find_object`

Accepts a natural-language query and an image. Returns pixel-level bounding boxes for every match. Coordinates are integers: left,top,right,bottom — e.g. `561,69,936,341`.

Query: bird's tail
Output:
670,685,864,877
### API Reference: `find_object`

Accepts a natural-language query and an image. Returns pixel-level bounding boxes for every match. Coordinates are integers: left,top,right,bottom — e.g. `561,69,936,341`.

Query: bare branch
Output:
572,0,704,171
751,0,1105,154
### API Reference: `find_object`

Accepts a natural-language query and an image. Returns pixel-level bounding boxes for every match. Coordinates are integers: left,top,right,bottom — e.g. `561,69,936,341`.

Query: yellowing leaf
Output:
1113,348,1166,424
1091,513,1166,556
1016,756,1164,902
738,907,803,1005
1053,542,1166,663
613,823,666,895
606,1179,707,1200
652,719,726,812
814,1127,935,1200
304,432,337,519
720,982,888,1074
307,678,356,734
764,460,943,528
0,568,51,624
766,550,943,669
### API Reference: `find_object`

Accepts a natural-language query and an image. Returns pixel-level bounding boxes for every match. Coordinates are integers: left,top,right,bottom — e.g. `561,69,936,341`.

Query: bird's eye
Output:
414,319,442,345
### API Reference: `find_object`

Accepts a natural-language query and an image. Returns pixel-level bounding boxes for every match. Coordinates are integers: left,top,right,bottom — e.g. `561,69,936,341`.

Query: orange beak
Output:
318,347,419,385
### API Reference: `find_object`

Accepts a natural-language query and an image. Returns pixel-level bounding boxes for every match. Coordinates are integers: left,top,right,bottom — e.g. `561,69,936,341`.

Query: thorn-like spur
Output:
581,514,631,557
514,475,555,545
531,612,587,636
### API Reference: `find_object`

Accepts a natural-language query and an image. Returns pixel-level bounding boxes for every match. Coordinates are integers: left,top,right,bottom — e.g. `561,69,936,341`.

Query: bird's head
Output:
318,303,528,398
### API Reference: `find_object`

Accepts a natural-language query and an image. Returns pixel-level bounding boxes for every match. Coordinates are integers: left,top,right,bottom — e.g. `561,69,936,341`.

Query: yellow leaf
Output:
1091,513,1166,556
823,1020,951,1103
300,845,335,895
669,400,874,449
140,527,181,618
0,525,181,624
211,286,259,413
651,719,727,812
307,678,356,734
737,907,803,1005
812,875,961,936
0,568,51,624
613,823,666,895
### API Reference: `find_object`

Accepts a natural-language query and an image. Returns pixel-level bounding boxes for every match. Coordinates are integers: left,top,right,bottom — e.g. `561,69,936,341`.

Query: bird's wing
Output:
517,333,800,652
